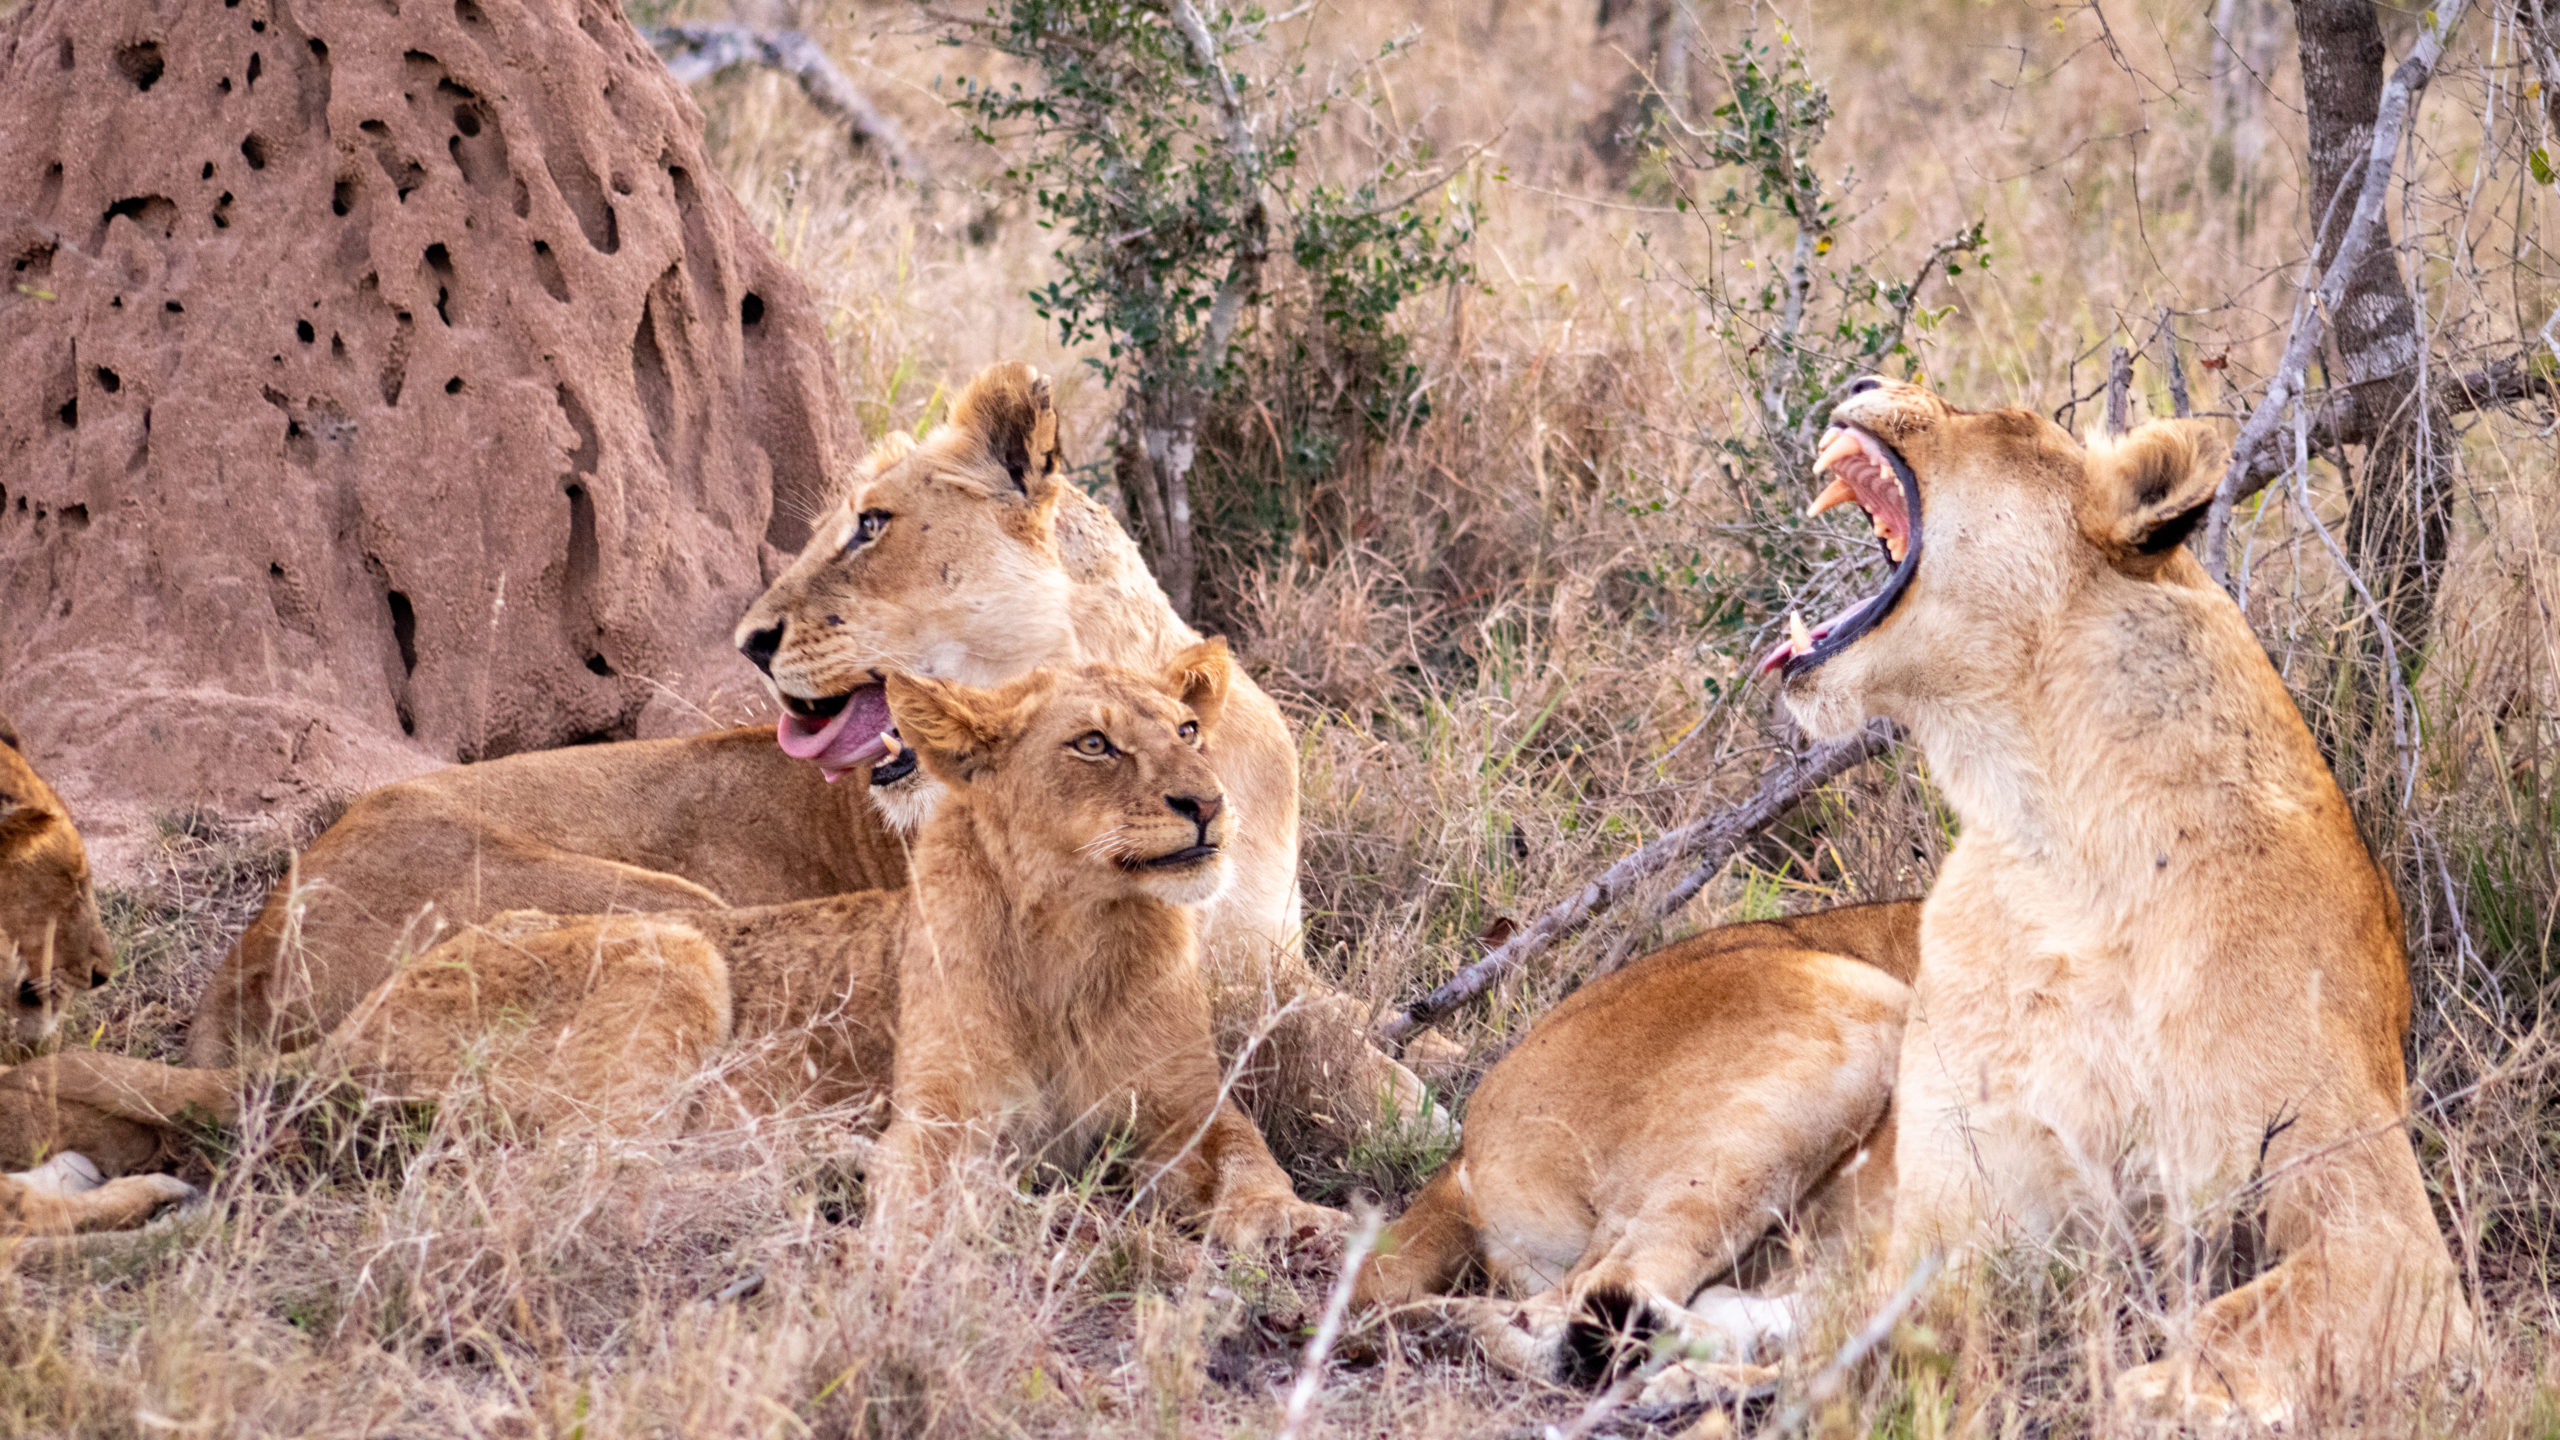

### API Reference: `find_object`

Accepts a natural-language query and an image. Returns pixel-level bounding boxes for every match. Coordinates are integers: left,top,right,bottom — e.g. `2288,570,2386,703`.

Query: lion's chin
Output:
1132,853,1233,908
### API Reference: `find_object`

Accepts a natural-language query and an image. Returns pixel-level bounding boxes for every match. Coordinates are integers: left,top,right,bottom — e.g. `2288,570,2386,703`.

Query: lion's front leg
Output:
1106,991,1343,1252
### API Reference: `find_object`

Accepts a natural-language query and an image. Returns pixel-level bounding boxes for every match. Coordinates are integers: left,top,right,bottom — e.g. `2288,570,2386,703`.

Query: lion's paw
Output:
1211,1194,1347,1254
1637,1358,1779,1409
2114,1360,2288,1433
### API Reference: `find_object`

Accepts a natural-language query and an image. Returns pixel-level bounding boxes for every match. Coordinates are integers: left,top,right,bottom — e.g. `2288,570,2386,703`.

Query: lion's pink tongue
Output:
775,684,894,780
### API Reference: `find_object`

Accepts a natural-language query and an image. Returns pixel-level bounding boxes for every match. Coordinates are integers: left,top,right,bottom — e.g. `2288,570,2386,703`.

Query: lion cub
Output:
6,647,1342,1250
1772,378,2474,1424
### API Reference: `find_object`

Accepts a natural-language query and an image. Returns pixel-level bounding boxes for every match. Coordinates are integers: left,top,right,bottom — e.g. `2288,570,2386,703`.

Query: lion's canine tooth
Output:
1788,610,1813,655
1813,429,1863,477
1808,476,1858,518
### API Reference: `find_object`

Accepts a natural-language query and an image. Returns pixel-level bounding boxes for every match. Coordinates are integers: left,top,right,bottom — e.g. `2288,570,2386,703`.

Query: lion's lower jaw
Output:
1779,682,1873,743
1134,858,1232,909
866,769,947,837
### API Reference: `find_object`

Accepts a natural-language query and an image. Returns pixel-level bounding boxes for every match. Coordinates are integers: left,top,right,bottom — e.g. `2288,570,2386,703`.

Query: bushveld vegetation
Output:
7,0,2558,1434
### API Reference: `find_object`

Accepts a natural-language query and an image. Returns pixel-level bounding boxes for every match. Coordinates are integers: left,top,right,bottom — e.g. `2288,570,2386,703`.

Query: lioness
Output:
1765,378,2474,1423
0,711,194,1233
1354,902,1917,1394
1,709,118,1057
14,647,1342,1250
185,363,1429,1157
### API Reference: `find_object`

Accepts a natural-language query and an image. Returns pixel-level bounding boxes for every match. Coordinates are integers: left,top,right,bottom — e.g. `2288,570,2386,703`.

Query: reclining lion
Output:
184,363,1429,1161
12,647,1341,1250
1764,378,2474,1423
1354,901,1917,1396
0,711,195,1235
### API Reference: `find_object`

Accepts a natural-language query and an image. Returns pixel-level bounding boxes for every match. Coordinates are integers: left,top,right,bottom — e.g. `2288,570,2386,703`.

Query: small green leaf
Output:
2531,146,2555,186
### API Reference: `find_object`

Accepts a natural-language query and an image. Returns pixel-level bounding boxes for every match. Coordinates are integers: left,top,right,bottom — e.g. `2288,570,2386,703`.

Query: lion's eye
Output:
1071,732,1113,758
844,509,891,553
1177,721,1198,743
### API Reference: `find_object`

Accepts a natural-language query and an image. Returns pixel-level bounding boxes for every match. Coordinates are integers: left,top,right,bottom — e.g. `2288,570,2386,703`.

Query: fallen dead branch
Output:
645,22,926,178
1378,720,1895,1046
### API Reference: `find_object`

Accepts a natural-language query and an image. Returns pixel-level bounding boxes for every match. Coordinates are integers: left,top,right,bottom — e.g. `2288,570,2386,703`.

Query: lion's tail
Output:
1354,1157,1482,1310
0,1050,255,1129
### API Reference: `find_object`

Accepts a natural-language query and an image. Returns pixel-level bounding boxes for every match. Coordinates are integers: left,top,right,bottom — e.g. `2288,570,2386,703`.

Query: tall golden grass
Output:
10,0,2557,1434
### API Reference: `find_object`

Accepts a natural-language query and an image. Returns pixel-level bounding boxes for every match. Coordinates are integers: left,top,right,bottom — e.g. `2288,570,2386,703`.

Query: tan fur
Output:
1355,902,1919,1390
734,361,1430,1141
0,1151,196,1242
1780,379,2475,1424
0,715,191,1237
0,710,117,1057
185,361,1428,1163
183,725,901,1067
12,652,1340,1250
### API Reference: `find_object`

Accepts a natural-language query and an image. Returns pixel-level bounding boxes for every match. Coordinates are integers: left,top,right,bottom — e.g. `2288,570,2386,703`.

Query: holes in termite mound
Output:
563,473,602,665
56,36,72,70
455,0,486,25
359,120,426,201
378,308,413,406
212,191,234,228
531,240,569,302
94,367,119,393
12,240,56,282
332,178,355,216
296,319,315,343
740,292,764,327
379,582,419,736
96,195,178,249
115,42,164,91
424,242,456,325
545,144,618,255
441,80,511,195
58,504,88,535
245,52,262,90
630,285,676,475
388,591,416,674
240,134,268,170
556,383,598,476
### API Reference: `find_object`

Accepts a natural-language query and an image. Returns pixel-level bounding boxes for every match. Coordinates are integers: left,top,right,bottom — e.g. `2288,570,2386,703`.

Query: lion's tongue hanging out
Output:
776,686,896,782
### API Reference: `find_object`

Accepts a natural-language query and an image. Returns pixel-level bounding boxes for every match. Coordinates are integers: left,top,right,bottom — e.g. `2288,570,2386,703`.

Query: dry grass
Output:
8,0,2559,1434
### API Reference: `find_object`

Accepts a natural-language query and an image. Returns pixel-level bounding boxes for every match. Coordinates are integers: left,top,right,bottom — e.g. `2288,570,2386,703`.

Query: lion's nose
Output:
739,621,785,675
1847,376,1886,396
1165,793,1223,831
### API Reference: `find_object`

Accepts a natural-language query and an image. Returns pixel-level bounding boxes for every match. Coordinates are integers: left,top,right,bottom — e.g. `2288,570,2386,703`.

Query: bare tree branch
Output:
1168,0,1268,385
645,22,926,178
2199,0,2468,587
1378,720,1894,1045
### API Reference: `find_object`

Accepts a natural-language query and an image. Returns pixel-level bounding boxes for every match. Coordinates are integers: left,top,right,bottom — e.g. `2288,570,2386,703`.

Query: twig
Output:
2158,306,2193,418
1168,0,1269,384
1378,720,1894,1045
1274,1208,1381,1440
2200,0,2470,588
644,22,926,177
2104,344,2134,434
1766,1252,1944,1436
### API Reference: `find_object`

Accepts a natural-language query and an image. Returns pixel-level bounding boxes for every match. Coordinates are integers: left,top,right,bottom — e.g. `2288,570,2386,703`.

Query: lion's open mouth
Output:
775,682,897,783
1134,843,1221,870
1756,424,1925,680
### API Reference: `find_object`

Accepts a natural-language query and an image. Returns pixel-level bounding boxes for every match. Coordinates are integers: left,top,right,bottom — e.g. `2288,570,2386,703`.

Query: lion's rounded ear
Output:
949,362,1064,503
884,672,1044,783
1165,638,1233,739
2078,420,2226,576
